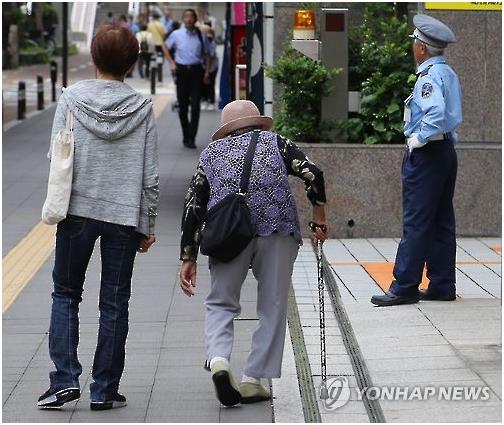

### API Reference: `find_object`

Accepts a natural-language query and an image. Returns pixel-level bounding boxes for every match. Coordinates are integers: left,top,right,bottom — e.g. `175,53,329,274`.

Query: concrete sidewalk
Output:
2,74,502,422
277,238,502,423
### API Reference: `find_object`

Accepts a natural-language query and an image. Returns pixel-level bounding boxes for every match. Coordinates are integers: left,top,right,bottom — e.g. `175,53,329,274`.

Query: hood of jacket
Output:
62,79,152,141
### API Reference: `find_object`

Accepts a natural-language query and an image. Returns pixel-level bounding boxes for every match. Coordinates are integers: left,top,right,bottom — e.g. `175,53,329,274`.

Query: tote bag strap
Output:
238,130,260,195
66,110,74,132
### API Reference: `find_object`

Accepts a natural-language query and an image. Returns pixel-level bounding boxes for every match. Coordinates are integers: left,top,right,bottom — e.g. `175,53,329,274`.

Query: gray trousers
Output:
204,234,299,378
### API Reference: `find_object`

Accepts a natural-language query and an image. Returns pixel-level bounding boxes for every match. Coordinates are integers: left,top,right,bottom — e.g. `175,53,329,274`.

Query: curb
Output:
2,103,57,133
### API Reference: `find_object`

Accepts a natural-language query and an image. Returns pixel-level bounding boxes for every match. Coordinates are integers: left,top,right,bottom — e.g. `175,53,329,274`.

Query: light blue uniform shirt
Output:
404,55,463,144
166,28,211,66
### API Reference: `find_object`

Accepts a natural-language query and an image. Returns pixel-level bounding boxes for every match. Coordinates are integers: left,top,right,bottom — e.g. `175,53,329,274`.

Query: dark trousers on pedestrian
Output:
48,215,141,402
175,63,204,142
138,52,152,79
202,69,218,104
391,141,458,298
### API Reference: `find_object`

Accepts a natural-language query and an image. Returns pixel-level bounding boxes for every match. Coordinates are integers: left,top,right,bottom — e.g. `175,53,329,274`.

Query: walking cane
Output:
309,222,329,400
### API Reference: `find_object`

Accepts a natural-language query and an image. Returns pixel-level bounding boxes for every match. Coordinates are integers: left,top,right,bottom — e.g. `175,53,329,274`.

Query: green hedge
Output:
265,47,340,143
19,46,50,66
54,44,79,57
19,44,79,66
337,3,416,144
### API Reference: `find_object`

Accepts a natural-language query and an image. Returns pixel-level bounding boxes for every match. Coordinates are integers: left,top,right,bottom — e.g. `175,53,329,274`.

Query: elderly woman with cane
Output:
179,100,328,406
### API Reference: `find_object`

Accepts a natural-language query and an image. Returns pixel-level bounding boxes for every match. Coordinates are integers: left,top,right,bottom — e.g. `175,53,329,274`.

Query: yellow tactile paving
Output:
2,222,56,312
2,95,170,313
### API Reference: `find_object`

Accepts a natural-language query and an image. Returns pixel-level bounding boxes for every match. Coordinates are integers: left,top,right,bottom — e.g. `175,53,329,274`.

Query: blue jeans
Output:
48,215,141,402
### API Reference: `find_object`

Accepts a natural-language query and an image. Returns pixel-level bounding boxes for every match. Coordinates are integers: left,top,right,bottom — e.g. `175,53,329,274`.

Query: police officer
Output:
371,14,462,307
163,9,211,149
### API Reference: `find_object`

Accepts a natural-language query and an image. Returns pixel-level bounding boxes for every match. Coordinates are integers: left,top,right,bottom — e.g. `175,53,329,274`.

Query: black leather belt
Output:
176,63,202,70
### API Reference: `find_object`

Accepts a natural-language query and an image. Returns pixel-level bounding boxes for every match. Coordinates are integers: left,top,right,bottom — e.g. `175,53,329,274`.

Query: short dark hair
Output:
91,23,139,77
140,23,147,31
183,9,198,21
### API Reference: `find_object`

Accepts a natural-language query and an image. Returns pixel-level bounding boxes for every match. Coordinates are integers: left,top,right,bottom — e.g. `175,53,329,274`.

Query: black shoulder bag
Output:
200,130,260,262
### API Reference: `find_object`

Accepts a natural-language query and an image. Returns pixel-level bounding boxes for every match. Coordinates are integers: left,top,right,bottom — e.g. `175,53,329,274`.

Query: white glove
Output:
407,134,425,153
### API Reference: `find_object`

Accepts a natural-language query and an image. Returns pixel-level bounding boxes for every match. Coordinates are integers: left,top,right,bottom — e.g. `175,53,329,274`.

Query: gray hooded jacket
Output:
50,79,159,236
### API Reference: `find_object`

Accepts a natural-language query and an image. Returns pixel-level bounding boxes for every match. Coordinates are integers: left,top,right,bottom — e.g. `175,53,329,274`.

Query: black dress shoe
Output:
186,139,197,149
420,290,456,301
370,291,419,307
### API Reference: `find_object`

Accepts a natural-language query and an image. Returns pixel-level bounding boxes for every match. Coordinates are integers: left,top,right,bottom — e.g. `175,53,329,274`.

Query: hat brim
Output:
211,115,273,141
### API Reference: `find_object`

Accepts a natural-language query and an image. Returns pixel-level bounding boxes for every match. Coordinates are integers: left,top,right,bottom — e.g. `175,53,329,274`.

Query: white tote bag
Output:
42,111,75,225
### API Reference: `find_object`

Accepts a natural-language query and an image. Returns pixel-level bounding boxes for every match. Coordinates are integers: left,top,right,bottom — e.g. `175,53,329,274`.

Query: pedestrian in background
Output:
127,14,140,34
104,11,114,25
119,14,135,78
162,9,173,33
163,8,211,149
37,22,159,411
201,9,216,31
371,14,462,307
136,23,155,79
118,14,129,29
166,20,181,113
147,12,167,61
179,100,328,406
201,27,218,111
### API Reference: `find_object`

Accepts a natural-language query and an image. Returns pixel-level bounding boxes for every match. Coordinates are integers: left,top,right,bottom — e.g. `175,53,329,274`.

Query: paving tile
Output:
3,98,501,423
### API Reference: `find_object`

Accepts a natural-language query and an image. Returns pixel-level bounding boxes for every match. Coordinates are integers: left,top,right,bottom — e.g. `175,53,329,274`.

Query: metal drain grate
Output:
286,286,322,422
320,246,386,423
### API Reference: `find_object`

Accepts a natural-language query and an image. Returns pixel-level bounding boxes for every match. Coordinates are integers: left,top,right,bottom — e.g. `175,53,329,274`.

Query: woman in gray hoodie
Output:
38,24,159,411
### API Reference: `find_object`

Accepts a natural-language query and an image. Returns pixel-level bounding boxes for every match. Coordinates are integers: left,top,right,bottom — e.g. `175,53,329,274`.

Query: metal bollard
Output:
157,52,163,83
37,75,44,110
150,57,157,95
18,81,26,120
50,60,57,102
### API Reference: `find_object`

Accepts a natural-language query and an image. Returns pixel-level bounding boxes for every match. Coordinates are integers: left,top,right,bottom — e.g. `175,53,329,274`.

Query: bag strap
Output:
239,130,260,195
66,110,74,132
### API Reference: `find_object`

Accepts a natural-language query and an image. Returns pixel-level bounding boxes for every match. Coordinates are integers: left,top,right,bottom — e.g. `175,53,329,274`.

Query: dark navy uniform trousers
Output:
390,140,458,298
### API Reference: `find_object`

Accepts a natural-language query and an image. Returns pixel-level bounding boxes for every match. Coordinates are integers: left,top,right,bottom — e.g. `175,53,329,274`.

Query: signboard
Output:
231,25,247,100
425,2,502,11
232,2,247,25
247,2,264,111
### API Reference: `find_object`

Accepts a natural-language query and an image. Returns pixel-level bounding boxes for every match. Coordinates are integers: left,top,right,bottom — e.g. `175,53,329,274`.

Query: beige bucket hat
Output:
211,100,273,141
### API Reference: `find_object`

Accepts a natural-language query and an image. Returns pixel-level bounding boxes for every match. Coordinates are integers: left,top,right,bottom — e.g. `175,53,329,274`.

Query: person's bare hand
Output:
311,205,328,243
138,234,156,253
310,222,329,243
170,62,177,74
180,260,197,297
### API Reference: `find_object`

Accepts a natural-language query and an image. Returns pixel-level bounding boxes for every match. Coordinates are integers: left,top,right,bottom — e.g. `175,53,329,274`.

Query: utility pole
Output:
62,2,68,88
